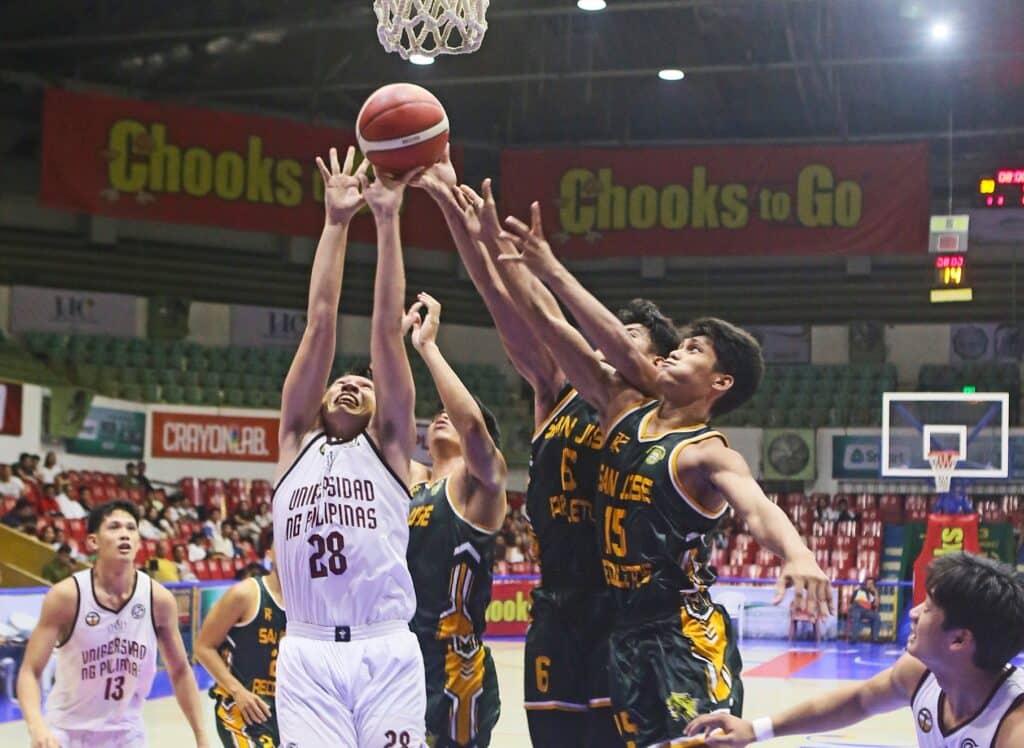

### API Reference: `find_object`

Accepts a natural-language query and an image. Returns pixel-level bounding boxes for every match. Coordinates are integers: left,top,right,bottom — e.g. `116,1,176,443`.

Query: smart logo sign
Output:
500,144,928,258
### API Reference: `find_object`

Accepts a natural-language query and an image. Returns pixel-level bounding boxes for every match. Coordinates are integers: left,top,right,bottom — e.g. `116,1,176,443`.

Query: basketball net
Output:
373,0,489,59
927,450,960,493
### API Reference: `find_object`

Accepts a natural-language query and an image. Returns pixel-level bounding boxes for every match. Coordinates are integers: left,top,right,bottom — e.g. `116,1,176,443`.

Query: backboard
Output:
881,392,1009,481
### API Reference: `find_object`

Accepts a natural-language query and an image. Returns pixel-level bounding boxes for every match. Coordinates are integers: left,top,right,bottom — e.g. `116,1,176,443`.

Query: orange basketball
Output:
356,83,449,175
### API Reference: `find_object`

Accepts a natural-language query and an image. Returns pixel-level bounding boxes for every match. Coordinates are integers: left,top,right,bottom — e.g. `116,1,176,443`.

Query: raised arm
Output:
278,147,369,463
17,581,77,748
414,156,563,417
693,440,832,615
684,655,922,746
497,204,636,420
194,580,272,728
502,203,663,395
362,168,418,484
409,293,507,530
153,583,209,747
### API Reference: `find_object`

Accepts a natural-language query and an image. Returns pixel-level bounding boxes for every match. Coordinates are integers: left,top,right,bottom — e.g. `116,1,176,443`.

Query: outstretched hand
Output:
406,292,442,351
776,552,834,616
498,202,561,277
410,144,457,195
316,145,370,226
450,183,485,239
361,165,424,219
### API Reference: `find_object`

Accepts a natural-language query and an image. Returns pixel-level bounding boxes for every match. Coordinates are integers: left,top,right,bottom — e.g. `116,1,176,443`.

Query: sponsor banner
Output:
746,325,810,364
48,387,94,440
40,88,458,250
484,577,536,637
0,382,23,436
499,144,928,258
832,435,883,480
762,429,816,481
10,285,137,337
230,304,307,348
949,322,1024,362
66,405,146,459
151,411,279,462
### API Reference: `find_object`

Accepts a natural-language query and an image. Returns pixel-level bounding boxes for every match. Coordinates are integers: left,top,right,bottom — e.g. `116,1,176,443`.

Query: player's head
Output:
427,398,501,460
908,553,1024,672
320,365,376,437
658,317,763,418
614,298,680,359
86,500,141,563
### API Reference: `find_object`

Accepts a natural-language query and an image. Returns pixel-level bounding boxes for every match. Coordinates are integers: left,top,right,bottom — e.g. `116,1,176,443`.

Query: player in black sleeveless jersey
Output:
500,203,832,747
196,532,286,748
414,162,678,747
404,293,507,748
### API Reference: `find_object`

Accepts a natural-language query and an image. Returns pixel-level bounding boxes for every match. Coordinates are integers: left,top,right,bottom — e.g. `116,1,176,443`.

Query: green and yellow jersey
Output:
526,384,605,590
595,400,727,624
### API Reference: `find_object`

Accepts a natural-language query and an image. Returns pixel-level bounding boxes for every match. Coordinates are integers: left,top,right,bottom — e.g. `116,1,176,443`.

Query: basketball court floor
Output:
0,637,973,747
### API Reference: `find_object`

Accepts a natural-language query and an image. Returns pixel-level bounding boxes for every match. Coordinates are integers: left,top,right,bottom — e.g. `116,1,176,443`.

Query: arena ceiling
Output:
1,0,1023,185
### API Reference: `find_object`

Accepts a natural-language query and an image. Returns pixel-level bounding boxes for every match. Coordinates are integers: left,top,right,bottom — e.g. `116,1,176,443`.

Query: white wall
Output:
811,325,848,364
0,383,43,460
885,324,951,388
188,302,232,347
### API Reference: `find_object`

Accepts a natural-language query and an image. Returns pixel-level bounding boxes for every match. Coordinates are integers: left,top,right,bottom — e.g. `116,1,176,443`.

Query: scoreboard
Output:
929,215,971,303
978,168,1024,207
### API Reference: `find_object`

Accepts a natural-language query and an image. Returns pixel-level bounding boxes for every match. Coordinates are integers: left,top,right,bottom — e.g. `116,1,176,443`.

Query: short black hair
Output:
927,552,1024,671
345,363,373,381
616,298,680,358
678,317,764,417
87,500,140,534
57,543,72,555
434,398,502,449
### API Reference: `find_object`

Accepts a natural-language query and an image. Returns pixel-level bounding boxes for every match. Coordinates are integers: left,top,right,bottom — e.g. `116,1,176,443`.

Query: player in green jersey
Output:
196,533,286,748
404,292,508,748
499,202,832,748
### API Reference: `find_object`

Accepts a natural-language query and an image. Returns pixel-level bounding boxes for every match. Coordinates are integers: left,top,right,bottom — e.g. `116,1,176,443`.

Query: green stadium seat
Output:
98,380,121,398
142,383,161,403
224,389,245,407
72,363,99,388
200,372,222,388
182,371,200,388
202,386,223,406
184,386,204,405
120,383,143,401
119,367,140,385
98,365,120,383
244,390,266,408
264,390,282,409
221,372,242,390
163,384,184,404
139,369,159,385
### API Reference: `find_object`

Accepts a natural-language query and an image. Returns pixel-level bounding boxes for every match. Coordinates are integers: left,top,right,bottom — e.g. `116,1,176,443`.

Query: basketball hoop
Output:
927,450,960,493
373,0,489,60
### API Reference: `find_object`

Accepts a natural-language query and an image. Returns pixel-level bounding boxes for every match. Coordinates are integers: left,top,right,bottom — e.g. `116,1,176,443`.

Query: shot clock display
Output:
931,254,972,303
978,168,1024,208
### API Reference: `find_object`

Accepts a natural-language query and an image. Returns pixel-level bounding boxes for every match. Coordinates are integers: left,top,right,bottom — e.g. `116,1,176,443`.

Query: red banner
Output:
40,88,458,249
912,513,981,606
484,576,538,637
499,144,929,257
0,382,23,436
151,411,279,463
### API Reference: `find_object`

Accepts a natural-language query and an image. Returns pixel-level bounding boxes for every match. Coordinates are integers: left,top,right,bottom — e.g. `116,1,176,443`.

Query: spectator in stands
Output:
172,544,198,582
234,499,261,542
37,484,62,516
0,464,26,499
39,451,62,484
493,535,508,575
815,495,837,523
235,562,268,581
120,461,142,489
2,498,35,529
37,524,57,546
848,577,882,642
505,533,525,564
41,544,75,583
76,485,94,512
53,528,84,561
210,521,237,558
52,483,84,520
203,507,223,539
836,498,858,523
253,500,273,532
187,532,210,562
136,461,154,493
13,453,37,484
139,505,168,541
146,542,180,583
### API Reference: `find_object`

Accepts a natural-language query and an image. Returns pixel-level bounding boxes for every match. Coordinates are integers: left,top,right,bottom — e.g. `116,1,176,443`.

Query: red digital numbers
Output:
996,169,1024,185
934,255,965,269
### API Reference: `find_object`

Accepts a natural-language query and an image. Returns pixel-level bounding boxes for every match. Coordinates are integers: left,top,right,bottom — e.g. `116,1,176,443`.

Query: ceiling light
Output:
409,53,435,66
930,20,952,42
577,0,607,11
658,69,686,81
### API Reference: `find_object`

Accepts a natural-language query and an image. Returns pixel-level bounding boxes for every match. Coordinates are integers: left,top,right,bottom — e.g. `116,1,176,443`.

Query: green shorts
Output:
523,587,615,712
417,633,500,748
211,686,279,748
607,600,743,747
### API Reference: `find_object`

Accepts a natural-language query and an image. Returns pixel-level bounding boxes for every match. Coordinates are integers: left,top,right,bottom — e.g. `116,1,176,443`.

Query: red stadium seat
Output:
858,550,881,577
179,477,201,504
232,557,247,575
716,564,740,579
831,550,854,571
128,487,143,503
192,559,212,580
215,557,234,580
857,536,882,554
1,497,16,514
879,494,904,524
832,535,855,553
755,549,779,567
808,536,830,552
742,564,765,580
729,548,754,566
836,521,859,537
861,521,883,538
853,493,878,511
811,521,835,537
813,549,830,569
859,507,880,523
68,519,87,542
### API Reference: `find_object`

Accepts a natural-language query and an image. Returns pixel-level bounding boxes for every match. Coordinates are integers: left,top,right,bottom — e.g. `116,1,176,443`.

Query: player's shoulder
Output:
43,575,80,607
890,653,929,700
674,433,736,471
994,699,1024,748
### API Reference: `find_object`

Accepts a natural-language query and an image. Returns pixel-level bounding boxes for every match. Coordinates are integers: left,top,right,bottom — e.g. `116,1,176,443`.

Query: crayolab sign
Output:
151,412,279,463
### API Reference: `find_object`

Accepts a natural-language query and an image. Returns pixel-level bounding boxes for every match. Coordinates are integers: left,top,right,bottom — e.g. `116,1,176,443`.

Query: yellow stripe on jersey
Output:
532,387,580,442
680,605,733,703
443,645,487,745
668,432,730,520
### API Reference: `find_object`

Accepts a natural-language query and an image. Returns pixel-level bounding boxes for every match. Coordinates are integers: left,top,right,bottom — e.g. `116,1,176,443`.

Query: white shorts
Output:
47,726,146,747
277,621,427,748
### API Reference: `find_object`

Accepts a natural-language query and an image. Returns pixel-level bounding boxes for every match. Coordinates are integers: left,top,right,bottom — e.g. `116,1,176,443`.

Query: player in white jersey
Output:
272,145,426,747
17,500,209,748
686,553,1024,747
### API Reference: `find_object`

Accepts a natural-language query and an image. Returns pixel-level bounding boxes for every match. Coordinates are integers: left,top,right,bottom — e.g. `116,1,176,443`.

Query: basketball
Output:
356,83,449,175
